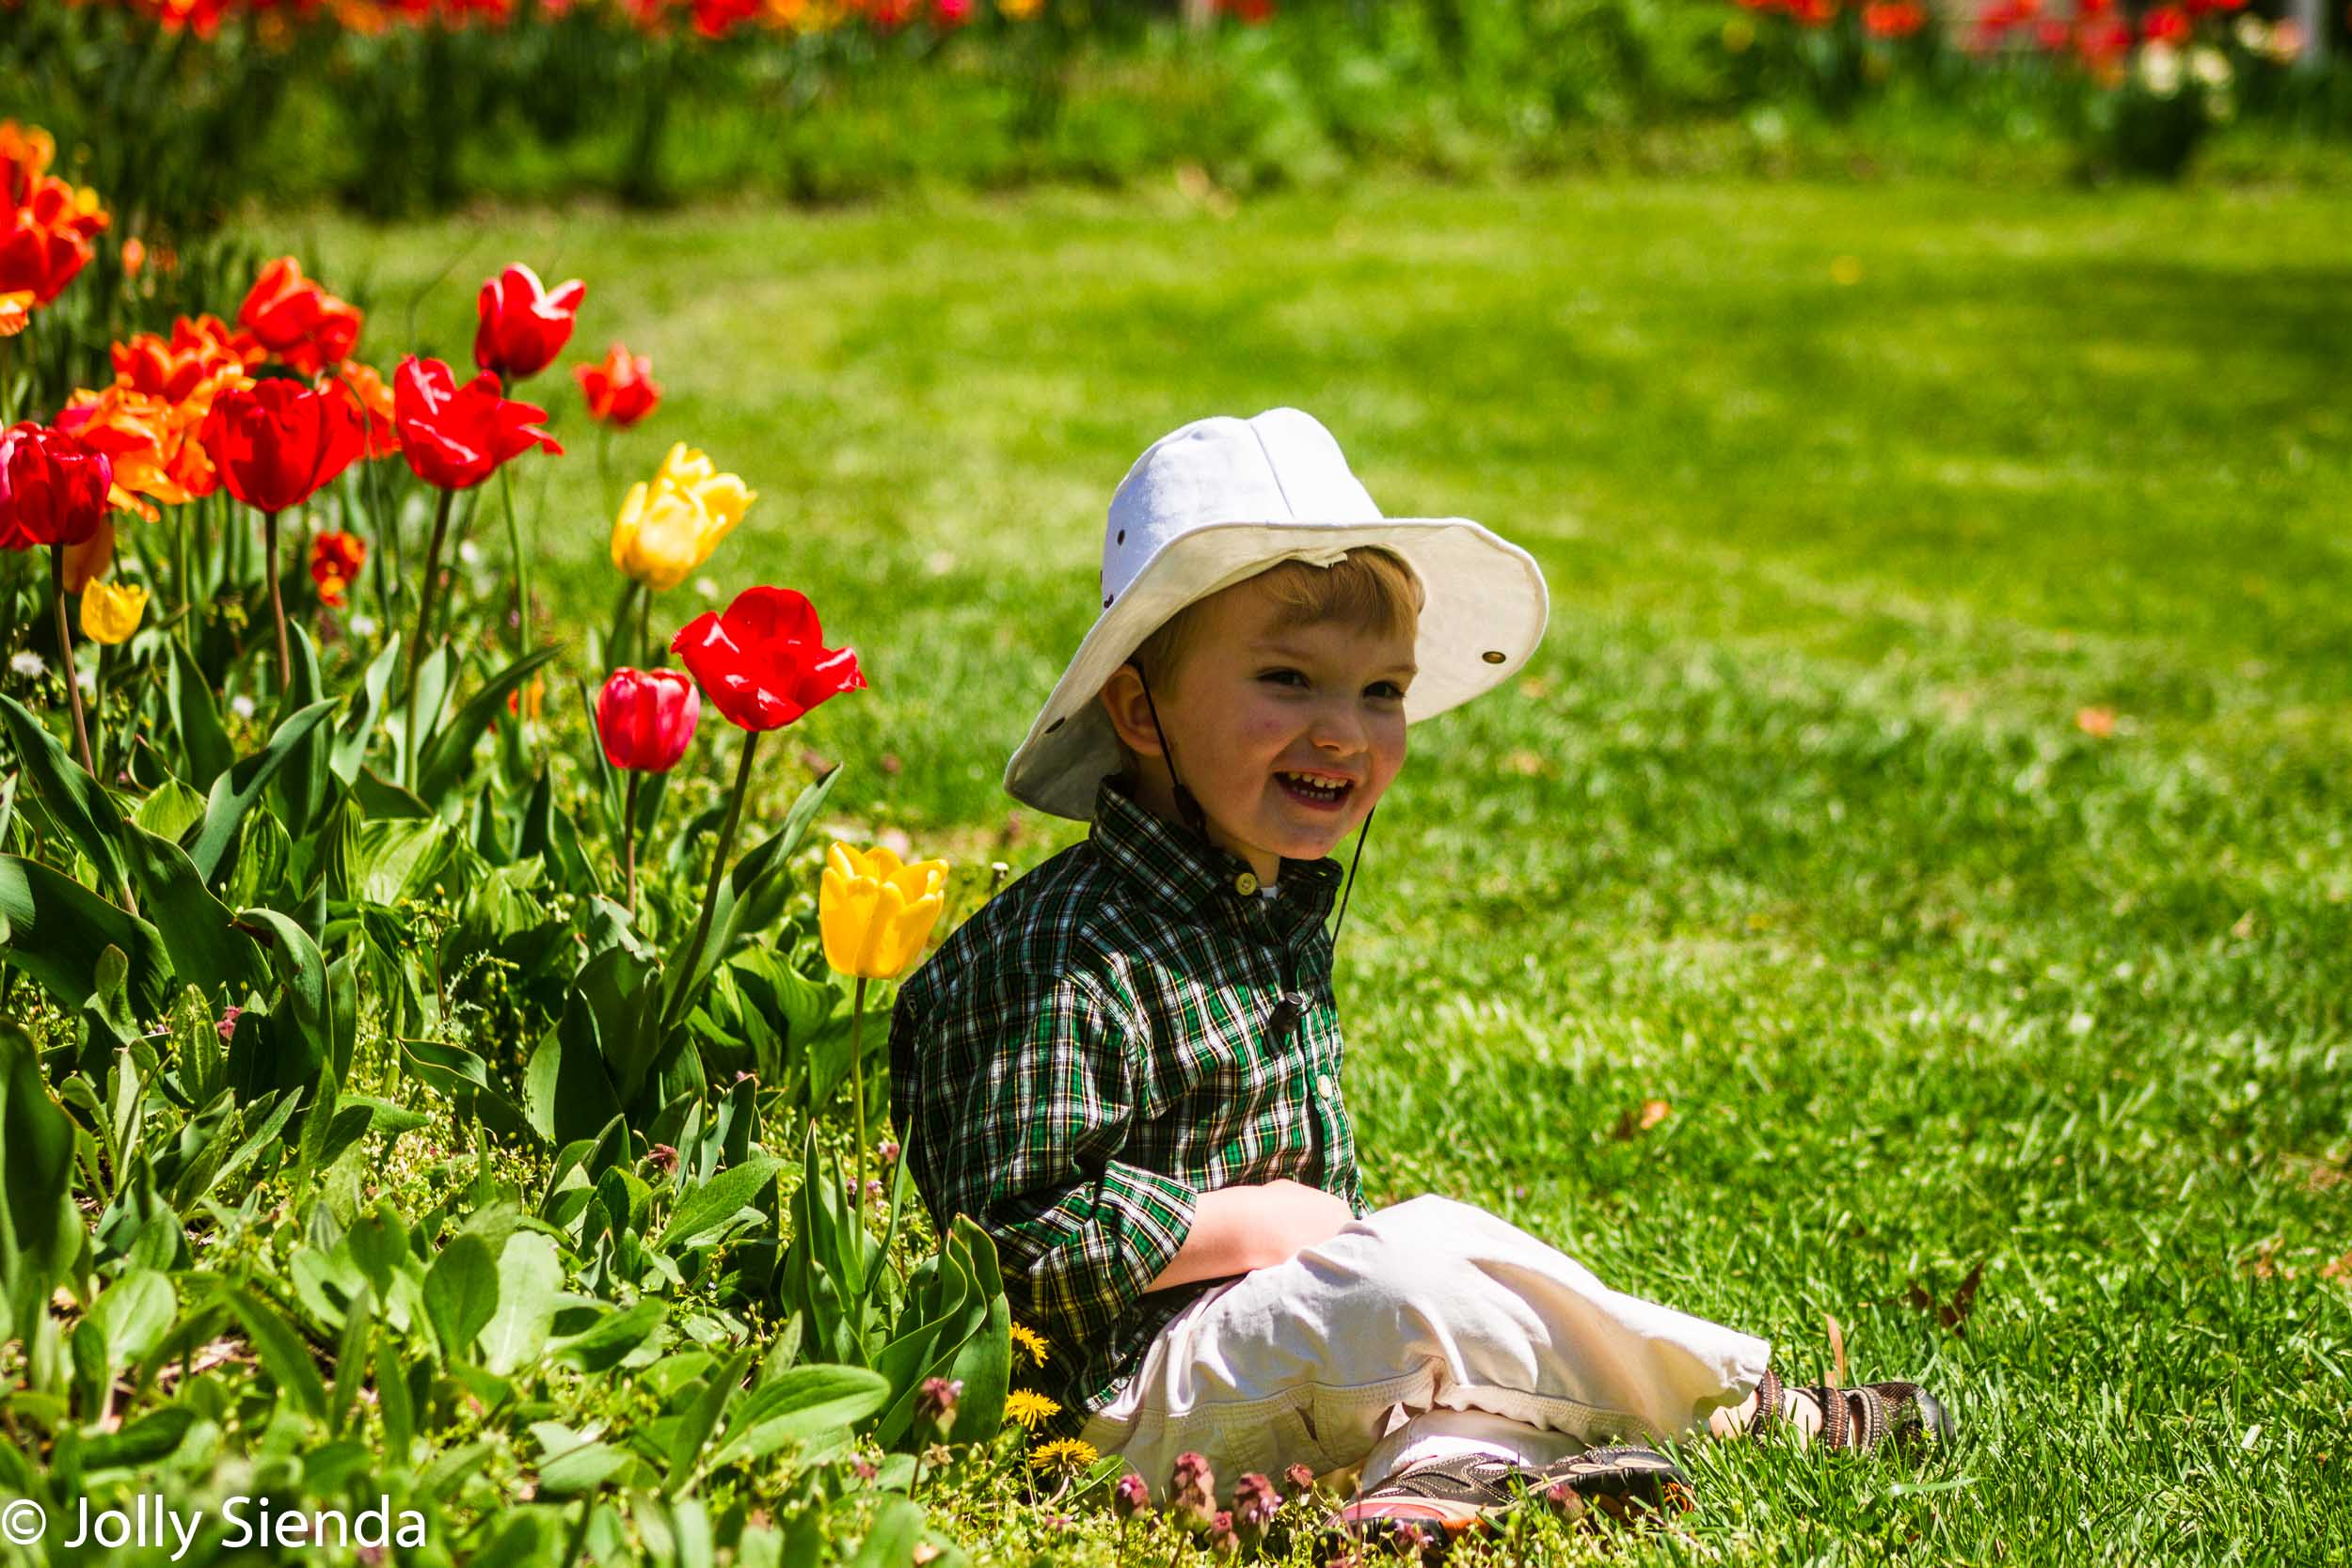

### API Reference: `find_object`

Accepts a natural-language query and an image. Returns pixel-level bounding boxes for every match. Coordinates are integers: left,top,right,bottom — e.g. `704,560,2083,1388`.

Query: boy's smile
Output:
1099,573,1415,886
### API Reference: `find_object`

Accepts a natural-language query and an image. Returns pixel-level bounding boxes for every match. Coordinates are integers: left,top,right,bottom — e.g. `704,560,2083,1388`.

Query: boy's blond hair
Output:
1112,546,1423,769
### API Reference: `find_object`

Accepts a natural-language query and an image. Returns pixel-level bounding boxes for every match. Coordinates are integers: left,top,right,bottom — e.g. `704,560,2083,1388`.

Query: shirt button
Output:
1314,1073,1333,1099
1233,871,1259,895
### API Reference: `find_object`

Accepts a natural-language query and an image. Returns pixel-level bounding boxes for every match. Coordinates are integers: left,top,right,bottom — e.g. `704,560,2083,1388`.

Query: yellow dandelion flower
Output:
1005,1390,1061,1432
1029,1437,1098,1475
1009,1323,1049,1367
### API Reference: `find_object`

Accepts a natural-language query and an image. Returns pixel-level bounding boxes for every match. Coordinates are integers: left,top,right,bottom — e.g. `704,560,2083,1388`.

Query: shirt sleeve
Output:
906,961,1198,1352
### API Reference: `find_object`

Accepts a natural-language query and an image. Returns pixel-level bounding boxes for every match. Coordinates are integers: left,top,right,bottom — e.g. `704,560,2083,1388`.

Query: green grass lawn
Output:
275,175,2352,1563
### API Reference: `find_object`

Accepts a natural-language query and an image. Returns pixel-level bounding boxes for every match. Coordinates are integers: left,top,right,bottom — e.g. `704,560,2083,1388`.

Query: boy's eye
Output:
1368,682,1406,700
1258,669,1308,687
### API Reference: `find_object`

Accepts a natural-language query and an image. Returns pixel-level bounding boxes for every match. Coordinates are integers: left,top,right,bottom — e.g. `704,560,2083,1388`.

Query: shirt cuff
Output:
1090,1161,1200,1307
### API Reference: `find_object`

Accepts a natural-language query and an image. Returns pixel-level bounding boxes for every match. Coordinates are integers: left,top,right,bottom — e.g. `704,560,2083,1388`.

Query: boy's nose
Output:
1309,708,1369,755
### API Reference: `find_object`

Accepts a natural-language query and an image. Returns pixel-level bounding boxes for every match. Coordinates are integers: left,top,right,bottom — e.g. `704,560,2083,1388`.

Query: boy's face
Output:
1098,573,1415,884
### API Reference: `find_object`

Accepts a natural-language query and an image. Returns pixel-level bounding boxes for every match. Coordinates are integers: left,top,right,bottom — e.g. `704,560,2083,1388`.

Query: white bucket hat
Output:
1004,407,1550,820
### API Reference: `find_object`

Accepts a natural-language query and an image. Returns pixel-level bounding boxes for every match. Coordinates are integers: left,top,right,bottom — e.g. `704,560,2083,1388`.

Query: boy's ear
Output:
1097,664,1166,759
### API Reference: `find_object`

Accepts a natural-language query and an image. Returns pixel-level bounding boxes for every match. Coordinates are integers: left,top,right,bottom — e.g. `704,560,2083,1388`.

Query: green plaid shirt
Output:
890,772,1365,1423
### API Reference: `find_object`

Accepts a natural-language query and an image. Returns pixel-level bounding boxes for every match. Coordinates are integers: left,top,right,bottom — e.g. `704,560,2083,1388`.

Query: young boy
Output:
890,410,1950,1555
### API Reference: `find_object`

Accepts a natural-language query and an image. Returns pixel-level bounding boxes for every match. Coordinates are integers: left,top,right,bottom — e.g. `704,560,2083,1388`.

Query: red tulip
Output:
474,262,585,381
0,420,113,549
672,586,866,734
0,214,91,308
575,341,661,429
596,667,701,771
392,355,563,491
236,257,362,378
199,379,367,515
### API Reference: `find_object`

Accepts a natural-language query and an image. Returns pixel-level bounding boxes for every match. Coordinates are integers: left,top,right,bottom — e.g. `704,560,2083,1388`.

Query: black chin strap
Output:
1132,662,1210,840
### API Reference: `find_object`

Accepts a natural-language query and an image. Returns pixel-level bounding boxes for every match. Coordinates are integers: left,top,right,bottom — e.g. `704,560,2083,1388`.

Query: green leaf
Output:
121,824,268,998
848,1499,925,1568
130,778,207,842
670,765,843,1020
225,1286,328,1418
228,908,330,1100
0,691,131,896
0,856,172,1031
0,1022,86,1338
548,1298,666,1373
187,699,337,882
224,807,292,909
418,644,563,806
480,1232,563,1377
707,1364,890,1471
657,1155,781,1252
331,637,403,787
354,818,450,907
267,623,332,840
91,1268,177,1374
664,1343,756,1497
537,1437,635,1496
167,637,233,793
423,1232,501,1364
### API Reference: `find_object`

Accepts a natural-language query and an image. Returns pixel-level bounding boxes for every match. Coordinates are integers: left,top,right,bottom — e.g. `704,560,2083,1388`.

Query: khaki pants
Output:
1078,1195,1772,1500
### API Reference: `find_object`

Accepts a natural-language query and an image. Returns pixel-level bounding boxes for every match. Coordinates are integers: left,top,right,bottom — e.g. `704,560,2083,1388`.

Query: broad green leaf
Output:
657,1155,780,1252
0,1022,86,1338
229,908,330,1099
121,824,268,997
330,638,403,787
91,1268,176,1373
225,1286,328,1418
848,1499,925,1568
167,637,233,793
707,1364,890,1471
187,699,337,882
0,691,130,897
423,1232,501,1364
0,856,172,1031
548,1298,666,1373
664,1343,756,1496
418,643,563,806
355,818,450,907
536,1438,634,1496
481,1232,563,1376
130,778,207,842
267,624,331,839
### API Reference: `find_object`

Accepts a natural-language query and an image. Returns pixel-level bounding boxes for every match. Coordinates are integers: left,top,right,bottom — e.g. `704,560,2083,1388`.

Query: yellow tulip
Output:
79,578,147,645
821,842,949,981
608,441,756,592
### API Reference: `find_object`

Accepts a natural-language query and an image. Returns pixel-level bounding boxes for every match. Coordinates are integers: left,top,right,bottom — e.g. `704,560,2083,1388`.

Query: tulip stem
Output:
665,728,759,1031
849,974,871,1215
49,544,94,775
263,509,290,693
639,583,656,670
405,486,455,791
500,461,531,657
622,768,642,920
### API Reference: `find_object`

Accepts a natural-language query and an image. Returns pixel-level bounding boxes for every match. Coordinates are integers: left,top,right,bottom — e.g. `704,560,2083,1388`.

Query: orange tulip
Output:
310,530,366,607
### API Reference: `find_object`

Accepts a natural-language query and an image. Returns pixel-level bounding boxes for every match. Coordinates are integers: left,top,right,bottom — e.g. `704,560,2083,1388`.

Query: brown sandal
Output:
1748,1366,1954,1452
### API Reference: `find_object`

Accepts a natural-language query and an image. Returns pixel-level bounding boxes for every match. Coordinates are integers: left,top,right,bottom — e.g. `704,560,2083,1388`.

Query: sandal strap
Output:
1806,1383,1849,1450
1849,1385,1890,1451
1748,1366,1784,1447
1375,1455,1522,1507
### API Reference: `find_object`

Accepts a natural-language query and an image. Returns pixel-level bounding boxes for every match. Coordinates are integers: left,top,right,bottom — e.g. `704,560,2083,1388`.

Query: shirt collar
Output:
1090,773,1343,933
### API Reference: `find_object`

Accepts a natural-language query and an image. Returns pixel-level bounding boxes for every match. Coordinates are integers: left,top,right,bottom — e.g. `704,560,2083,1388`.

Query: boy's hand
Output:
1146,1179,1356,1291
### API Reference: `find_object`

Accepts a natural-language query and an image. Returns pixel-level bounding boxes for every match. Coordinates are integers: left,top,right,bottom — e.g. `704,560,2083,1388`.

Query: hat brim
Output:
1003,518,1549,820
